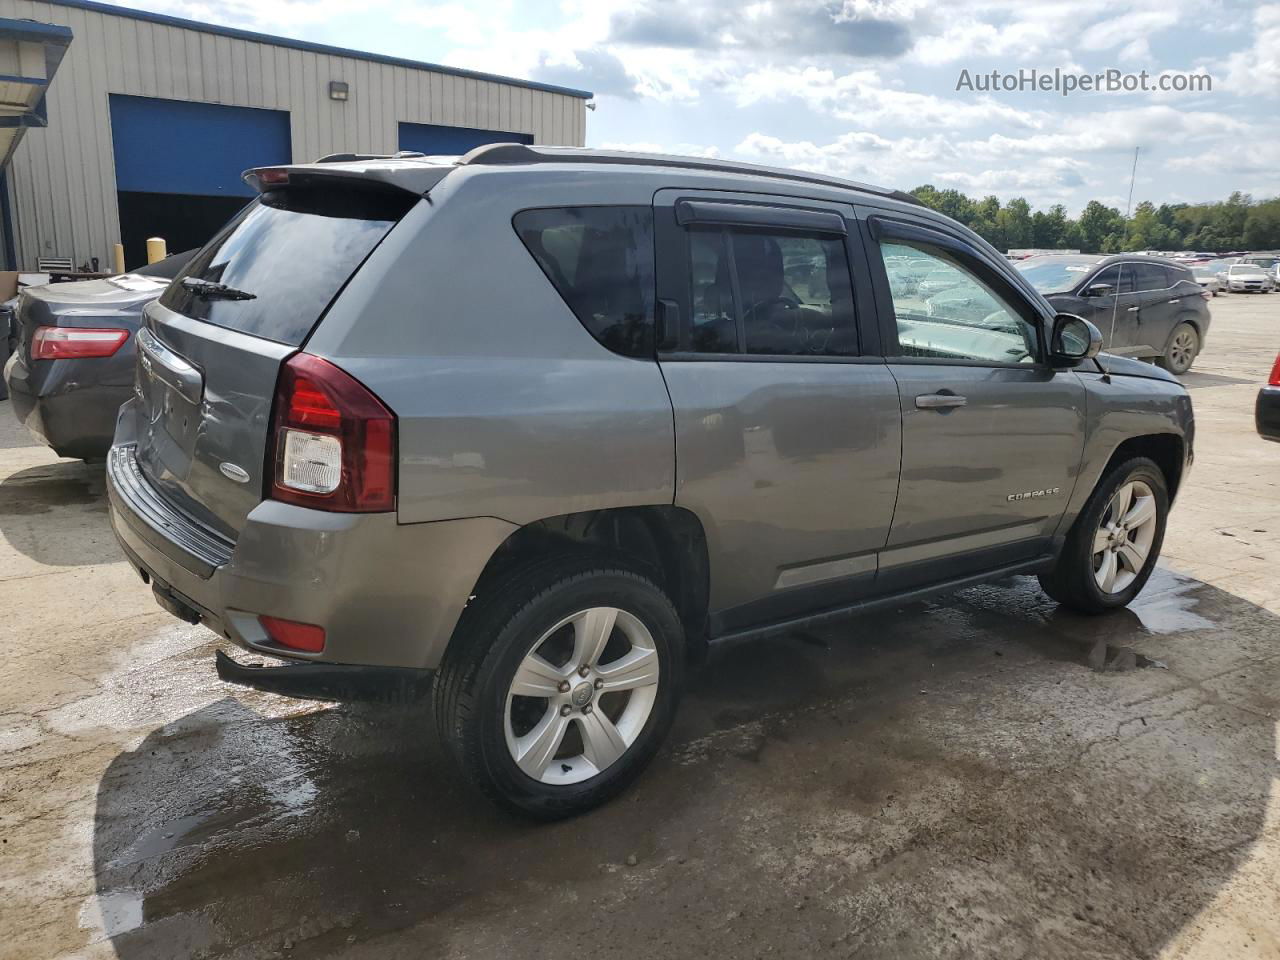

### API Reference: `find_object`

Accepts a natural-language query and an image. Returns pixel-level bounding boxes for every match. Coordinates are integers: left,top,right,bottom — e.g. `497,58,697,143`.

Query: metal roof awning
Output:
0,16,72,168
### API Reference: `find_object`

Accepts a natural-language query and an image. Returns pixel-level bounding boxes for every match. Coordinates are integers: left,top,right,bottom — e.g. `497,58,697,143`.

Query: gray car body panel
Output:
107,155,1195,670
309,171,675,525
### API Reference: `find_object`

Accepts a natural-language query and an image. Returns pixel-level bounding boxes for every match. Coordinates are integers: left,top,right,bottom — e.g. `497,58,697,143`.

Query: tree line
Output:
909,185,1280,255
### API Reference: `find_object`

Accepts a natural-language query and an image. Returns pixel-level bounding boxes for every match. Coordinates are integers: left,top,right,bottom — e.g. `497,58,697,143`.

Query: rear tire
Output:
1039,457,1168,614
434,555,685,820
1157,322,1199,375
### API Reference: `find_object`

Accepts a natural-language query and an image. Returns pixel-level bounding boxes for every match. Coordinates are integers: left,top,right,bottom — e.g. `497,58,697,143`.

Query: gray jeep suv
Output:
107,145,1194,818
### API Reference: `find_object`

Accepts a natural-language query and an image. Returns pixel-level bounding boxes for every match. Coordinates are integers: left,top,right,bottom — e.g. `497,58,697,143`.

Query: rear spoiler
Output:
242,157,456,197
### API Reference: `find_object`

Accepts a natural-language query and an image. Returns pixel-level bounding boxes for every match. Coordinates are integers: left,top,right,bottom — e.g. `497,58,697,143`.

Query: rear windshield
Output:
159,186,415,346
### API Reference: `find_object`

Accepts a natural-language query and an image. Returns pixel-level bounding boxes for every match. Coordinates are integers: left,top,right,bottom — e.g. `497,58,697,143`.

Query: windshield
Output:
160,186,416,346
1014,256,1102,294
1229,264,1264,275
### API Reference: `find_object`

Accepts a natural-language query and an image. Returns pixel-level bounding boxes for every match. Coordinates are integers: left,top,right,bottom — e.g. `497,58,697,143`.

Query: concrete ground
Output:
1,294,1278,960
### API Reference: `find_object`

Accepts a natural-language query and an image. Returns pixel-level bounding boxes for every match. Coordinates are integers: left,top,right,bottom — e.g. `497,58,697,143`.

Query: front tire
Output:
1157,322,1199,375
434,556,685,820
1039,457,1169,614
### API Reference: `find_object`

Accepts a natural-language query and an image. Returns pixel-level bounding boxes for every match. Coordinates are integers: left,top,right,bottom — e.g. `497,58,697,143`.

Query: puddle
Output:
1086,639,1167,672
79,890,144,941
1130,582,1218,634
0,472,102,515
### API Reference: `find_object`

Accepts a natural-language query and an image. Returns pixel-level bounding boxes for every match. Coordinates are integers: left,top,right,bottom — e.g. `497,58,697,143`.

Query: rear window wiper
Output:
181,277,257,301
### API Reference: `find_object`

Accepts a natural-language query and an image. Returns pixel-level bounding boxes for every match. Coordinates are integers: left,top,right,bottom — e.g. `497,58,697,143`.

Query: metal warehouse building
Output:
0,0,591,270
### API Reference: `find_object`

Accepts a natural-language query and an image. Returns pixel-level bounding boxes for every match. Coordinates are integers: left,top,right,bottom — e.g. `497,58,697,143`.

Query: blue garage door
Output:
398,121,532,156
109,95,291,197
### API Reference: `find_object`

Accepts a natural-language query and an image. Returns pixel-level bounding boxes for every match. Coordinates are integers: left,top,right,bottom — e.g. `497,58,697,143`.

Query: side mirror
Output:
1083,282,1114,298
1050,313,1102,365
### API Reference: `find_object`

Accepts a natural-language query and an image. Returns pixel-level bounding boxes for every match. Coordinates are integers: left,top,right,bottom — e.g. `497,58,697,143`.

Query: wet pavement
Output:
3,295,1280,959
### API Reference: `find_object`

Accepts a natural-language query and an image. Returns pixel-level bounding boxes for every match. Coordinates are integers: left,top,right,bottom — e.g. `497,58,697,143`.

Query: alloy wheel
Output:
1092,479,1158,594
1168,330,1196,373
504,606,660,785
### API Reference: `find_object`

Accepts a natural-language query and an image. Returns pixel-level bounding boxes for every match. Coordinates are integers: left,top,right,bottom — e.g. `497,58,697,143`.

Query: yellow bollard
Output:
113,242,125,275
145,237,167,265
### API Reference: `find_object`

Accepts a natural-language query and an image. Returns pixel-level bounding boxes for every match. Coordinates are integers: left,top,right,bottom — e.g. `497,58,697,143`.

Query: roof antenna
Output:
1123,146,1140,242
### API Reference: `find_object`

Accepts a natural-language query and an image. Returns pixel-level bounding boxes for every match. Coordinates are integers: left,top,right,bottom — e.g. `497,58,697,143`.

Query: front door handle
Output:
915,393,968,410
1168,298,1180,305
1126,305,1139,312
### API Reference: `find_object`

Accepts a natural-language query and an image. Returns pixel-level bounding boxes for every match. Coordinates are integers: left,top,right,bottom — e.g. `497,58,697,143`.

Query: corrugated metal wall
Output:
0,0,587,269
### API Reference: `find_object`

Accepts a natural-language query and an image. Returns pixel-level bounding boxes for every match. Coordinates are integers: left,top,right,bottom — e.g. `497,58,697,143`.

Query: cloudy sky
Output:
120,0,1278,213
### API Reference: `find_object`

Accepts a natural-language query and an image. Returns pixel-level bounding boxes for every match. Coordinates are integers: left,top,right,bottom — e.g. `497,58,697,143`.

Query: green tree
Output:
1078,201,1124,253
997,197,1033,249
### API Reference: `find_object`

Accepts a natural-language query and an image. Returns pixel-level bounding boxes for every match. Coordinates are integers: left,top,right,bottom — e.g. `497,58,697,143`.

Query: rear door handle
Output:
1168,299,1180,305
1126,305,1139,312
915,393,968,410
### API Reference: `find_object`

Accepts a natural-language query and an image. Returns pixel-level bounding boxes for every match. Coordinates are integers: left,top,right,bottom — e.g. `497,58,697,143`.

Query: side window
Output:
878,240,1038,365
688,228,738,353
1133,263,1169,292
513,206,655,358
1089,265,1120,293
685,225,857,357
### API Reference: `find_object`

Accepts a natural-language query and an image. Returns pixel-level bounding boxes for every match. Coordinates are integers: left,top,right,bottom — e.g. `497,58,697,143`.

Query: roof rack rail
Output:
458,143,922,207
315,151,427,163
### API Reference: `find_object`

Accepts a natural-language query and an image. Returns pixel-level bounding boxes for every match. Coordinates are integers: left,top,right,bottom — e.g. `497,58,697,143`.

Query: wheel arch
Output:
458,506,712,660
1163,310,1204,352
1100,433,1186,502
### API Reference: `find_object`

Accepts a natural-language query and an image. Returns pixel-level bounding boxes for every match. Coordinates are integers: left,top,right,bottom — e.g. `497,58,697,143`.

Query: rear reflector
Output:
31,326,129,360
259,615,326,653
1269,353,1280,387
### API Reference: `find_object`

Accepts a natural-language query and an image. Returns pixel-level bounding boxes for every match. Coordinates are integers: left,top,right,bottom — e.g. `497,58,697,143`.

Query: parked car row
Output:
1223,262,1276,293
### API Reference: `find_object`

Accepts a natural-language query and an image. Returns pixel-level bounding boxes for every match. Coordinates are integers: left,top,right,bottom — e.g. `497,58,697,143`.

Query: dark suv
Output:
106,146,1194,818
1016,254,1211,375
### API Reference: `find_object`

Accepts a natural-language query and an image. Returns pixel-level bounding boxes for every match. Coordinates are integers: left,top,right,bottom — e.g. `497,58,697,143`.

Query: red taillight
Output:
1269,353,1280,387
269,353,396,512
1200,290,1212,301
259,615,325,653
31,326,129,360
256,168,290,186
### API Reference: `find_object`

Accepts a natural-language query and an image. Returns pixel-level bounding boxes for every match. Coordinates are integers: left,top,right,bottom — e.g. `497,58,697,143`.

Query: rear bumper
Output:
107,414,517,670
3,351,126,459
1258,386,1280,442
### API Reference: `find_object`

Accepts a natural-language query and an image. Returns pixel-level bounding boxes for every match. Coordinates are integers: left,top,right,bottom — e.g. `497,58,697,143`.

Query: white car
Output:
1192,269,1221,296
1225,264,1275,293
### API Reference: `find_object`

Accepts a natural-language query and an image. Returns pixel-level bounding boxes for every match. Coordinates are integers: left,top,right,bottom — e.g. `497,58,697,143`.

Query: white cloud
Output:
733,66,1045,129
1217,3,1280,96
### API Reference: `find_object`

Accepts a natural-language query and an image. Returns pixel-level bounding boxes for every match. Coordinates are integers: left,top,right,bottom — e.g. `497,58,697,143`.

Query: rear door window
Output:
684,225,858,358
513,206,656,358
1132,263,1170,292
160,187,415,346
